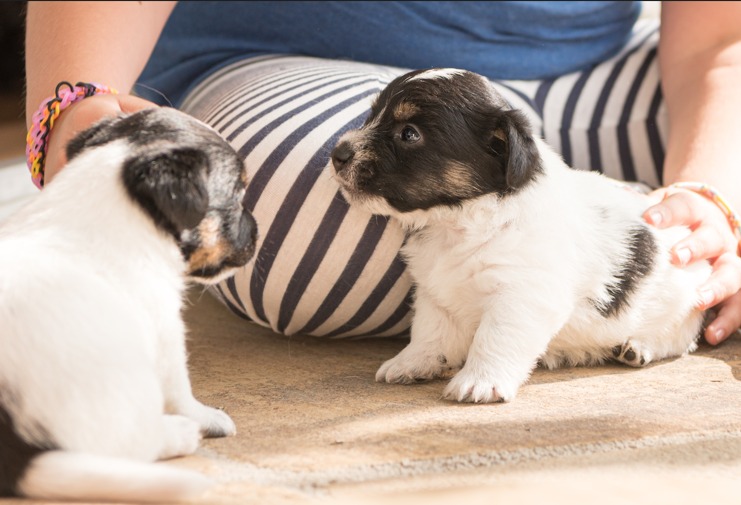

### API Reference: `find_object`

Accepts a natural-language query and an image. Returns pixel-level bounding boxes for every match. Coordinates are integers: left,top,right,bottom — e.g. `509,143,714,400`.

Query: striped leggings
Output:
180,20,664,339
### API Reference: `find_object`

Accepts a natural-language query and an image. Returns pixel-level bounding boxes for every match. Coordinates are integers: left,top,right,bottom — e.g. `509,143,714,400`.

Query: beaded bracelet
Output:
668,182,741,256
26,81,118,189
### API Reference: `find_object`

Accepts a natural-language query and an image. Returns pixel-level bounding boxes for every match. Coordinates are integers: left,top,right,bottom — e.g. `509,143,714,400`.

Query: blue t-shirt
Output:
137,1,641,106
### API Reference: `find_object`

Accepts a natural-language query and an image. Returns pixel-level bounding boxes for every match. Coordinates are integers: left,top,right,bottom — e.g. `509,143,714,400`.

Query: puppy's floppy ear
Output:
122,147,210,235
490,109,542,191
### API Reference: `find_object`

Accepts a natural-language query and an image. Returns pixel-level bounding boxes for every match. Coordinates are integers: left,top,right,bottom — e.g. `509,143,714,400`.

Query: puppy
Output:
0,107,257,501
331,68,711,403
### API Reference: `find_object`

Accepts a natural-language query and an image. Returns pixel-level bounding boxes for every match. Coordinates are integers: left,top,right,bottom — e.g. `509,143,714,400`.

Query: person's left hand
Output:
643,187,741,345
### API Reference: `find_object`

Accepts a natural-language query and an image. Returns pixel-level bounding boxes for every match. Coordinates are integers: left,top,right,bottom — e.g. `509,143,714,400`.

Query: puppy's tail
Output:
17,451,211,503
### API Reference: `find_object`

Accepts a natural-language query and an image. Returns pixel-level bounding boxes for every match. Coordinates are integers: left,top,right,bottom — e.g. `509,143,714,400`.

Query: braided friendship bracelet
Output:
26,81,118,189
668,182,741,256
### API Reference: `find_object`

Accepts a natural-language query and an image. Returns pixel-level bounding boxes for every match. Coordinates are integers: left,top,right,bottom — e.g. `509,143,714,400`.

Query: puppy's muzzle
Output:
331,140,355,174
184,201,257,284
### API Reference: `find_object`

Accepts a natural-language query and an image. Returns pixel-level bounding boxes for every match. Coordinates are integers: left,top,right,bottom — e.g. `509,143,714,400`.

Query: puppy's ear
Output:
491,109,542,191
122,147,210,235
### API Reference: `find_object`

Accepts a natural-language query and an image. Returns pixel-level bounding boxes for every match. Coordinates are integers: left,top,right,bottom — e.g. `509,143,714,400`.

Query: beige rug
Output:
5,287,740,505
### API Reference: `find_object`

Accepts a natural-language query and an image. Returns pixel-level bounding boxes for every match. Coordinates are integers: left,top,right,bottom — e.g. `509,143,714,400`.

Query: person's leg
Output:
180,18,662,339
181,56,415,338
503,18,665,187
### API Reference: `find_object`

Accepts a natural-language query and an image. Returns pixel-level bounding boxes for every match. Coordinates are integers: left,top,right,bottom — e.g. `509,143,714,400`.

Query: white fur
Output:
0,141,235,501
370,138,710,403
406,68,467,82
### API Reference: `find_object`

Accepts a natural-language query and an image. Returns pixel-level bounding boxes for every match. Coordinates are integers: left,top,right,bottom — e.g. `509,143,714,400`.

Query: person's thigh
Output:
179,24,663,339
181,56,540,339
526,19,665,187
181,56,416,338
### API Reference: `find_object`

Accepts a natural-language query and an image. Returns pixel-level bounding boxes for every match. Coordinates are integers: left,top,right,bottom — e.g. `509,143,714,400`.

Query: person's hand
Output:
643,187,741,345
42,93,158,184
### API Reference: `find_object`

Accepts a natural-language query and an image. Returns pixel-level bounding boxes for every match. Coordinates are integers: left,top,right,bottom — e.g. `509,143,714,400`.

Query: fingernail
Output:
698,289,715,308
707,325,726,345
713,327,726,342
675,247,691,266
646,210,662,226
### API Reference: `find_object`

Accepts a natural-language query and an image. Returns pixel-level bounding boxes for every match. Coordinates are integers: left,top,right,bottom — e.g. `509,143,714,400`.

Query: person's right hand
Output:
42,93,158,185
644,188,741,345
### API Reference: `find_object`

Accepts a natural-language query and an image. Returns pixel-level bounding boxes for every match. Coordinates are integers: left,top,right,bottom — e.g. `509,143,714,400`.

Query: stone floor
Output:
175,290,741,505
5,289,735,505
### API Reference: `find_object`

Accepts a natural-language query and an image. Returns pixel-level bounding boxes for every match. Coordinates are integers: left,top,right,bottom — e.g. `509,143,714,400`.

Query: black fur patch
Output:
333,70,543,213
594,226,657,317
121,147,210,239
0,403,47,497
66,108,210,161
66,108,218,239
65,108,255,277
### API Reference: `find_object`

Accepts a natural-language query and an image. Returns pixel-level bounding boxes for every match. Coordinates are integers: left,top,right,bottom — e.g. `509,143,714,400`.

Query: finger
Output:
696,253,741,310
643,190,706,229
704,290,741,345
668,221,729,266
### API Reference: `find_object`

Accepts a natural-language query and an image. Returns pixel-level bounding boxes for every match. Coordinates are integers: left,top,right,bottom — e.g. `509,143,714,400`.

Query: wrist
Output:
26,81,118,189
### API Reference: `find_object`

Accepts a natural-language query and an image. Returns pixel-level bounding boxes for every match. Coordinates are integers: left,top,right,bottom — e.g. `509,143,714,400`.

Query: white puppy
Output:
331,68,711,404
0,108,257,501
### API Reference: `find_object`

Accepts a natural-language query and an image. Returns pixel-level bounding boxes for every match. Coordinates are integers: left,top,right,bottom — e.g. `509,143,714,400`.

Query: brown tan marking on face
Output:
442,161,480,193
393,101,420,123
187,216,232,273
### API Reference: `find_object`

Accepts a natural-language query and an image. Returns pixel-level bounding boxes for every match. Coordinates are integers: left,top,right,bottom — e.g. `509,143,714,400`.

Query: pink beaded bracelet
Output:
669,182,741,256
26,81,118,189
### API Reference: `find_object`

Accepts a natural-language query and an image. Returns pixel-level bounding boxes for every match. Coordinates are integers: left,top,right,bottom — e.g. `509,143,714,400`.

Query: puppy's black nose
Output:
331,141,354,173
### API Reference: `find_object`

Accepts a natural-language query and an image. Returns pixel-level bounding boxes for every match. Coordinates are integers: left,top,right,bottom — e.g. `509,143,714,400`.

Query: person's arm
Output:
644,1,741,344
25,1,177,182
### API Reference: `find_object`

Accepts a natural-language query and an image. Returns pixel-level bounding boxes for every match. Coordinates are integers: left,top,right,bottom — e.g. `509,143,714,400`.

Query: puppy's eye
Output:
400,125,421,144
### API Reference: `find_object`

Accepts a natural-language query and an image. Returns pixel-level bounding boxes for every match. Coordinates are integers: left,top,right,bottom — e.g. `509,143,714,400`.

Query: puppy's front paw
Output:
376,348,457,384
184,402,237,438
442,368,518,404
200,406,237,438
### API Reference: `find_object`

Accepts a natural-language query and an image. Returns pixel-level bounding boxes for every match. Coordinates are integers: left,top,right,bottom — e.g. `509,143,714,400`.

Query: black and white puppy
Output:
0,108,256,501
331,68,711,404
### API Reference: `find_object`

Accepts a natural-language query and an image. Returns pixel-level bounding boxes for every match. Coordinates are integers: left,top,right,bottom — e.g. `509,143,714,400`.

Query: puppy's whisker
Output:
194,285,211,302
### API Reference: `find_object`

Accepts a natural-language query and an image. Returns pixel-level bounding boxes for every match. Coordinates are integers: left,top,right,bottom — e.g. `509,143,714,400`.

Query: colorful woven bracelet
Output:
26,81,118,189
669,182,741,256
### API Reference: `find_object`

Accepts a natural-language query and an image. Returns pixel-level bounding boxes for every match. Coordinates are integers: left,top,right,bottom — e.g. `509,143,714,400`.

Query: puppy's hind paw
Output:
612,340,651,368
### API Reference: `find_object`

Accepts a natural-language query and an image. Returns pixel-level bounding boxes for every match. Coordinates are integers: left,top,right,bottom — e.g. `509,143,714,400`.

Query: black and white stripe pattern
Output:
180,19,664,338
533,20,665,186
182,57,414,338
